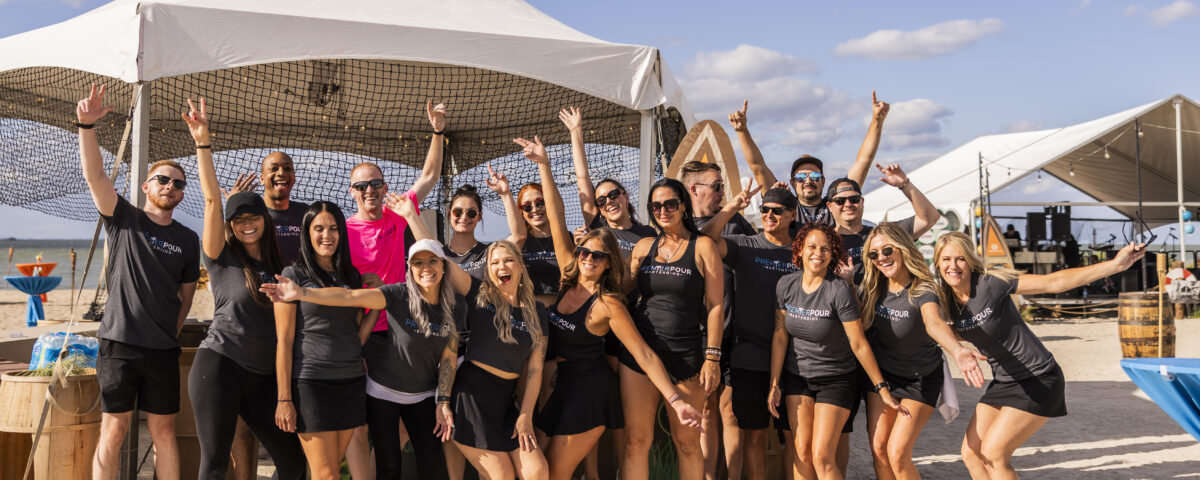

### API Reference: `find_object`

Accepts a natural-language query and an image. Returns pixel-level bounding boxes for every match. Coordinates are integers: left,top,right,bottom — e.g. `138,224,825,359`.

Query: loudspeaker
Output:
1051,212,1071,241
1026,212,1046,243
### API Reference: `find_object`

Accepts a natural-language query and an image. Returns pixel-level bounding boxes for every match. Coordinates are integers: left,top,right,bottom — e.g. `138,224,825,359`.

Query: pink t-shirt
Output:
346,189,420,331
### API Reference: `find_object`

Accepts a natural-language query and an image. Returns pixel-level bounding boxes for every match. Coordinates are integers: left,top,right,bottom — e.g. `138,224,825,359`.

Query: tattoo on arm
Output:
436,358,456,398
775,311,785,331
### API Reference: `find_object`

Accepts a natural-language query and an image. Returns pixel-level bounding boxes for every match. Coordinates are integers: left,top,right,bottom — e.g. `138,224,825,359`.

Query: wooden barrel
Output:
1118,292,1176,358
0,370,101,479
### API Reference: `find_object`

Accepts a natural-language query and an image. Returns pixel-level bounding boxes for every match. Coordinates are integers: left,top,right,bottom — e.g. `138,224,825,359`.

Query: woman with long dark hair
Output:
273,201,377,479
859,223,987,479
513,136,703,479
933,232,1143,479
612,176,723,479
180,98,306,479
768,222,908,480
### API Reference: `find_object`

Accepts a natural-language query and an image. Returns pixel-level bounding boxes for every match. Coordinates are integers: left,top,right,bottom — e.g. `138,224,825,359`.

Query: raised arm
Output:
559,107,598,225
918,301,987,388
701,183,761,258
260,274,387,310
181,98,226,260
411,101,446,203
485,164,527,245
729,100,779,190
696,236,725,396
515,136,575,268
1016,243,1145,295
274,302,299,432
875,163,940,237
77,84,118,216
384,192,472,296
846,92,890,186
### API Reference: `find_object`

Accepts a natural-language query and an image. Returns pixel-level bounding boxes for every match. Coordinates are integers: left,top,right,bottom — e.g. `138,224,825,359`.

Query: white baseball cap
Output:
408,238,447,261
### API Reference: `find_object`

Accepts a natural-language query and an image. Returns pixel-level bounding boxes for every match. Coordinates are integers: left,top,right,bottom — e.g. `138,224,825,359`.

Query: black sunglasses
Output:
695,181,724,192
867,246,896,261
149,174,186,190
351,179,385,192
649,198,682,214
760,205,788,216
575,246,610,262
793,172,824,183
520,199,546,212
595,189,624,208
451,207,479,219
831,195,863,206
1122,214,1158,246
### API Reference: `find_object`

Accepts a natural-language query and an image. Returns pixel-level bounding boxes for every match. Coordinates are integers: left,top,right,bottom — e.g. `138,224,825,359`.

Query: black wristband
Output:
195,144,212,150
277,399,292,403
432,129,445,136
436,395,451,404
75,122,95,130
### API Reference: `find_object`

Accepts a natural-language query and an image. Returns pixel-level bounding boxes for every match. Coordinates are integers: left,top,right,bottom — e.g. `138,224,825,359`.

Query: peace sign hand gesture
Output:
180,98,211,145
724,181,760,213
513,136,549,165
76,83,115,126
728,100,749,132
427,101,447,133
485,164,511,195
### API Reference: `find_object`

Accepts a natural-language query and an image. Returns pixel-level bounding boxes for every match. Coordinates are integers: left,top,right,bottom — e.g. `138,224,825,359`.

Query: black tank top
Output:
522,235,560,296
634,236,705,352
548,292,604,365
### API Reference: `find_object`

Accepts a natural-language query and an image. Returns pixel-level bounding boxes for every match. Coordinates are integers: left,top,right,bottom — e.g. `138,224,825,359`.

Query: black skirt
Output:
293,376,366,433
617,343,704,384
452,361,521,452
536,361,623,436
881,363,944,408
979,364,1067,418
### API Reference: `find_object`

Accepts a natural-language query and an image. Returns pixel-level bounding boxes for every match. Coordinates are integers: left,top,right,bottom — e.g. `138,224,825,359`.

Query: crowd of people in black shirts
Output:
74,84,1147,480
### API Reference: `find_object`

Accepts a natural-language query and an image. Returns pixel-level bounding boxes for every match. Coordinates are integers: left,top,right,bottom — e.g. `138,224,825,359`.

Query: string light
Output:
1104,147,1110,159
1037,170,1043,182
1069,164,1075,176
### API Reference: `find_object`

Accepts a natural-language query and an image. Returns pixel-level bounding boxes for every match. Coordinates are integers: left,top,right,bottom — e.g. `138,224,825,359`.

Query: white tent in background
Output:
863,95,1200,242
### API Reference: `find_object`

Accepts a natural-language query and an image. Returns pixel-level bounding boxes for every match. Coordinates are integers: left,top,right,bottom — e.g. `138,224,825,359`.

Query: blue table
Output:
1122,358,1200,442
4,275,61,326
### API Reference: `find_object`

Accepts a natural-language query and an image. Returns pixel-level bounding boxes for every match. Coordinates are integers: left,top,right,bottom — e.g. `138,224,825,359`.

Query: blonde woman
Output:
859,223,987,479
933,232,1143,480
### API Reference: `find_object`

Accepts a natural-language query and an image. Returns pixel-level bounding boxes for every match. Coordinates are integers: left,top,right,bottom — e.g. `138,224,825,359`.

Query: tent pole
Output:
978,151,986,265
1175,98,1186,267
1136,118,1146,290
637,112,655,222
129,82,150,208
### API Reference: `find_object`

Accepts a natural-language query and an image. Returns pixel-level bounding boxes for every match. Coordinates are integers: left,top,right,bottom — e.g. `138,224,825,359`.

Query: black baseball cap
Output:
790,155,824,177
826,178,862,197
762,187,798,208
225,191,268,222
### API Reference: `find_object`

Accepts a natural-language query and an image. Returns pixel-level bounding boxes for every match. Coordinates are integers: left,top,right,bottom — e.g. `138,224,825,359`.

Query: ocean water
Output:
0,239,102,290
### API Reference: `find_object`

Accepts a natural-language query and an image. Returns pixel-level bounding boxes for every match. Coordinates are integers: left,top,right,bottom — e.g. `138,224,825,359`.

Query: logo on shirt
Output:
548,311,575,332
523,251,556,262
954,307,992,331
640,264,694,277
359,224,397,249
755,256,798,274
142,232,183,255
276,225,300,238
783,303,831,321
463,259,485,272
403,317,445,335
875,304,910,322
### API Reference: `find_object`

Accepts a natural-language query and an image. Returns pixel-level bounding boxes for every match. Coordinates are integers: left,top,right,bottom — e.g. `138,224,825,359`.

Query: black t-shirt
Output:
463,278,549,375
374,284,467,393
282,266,364,380
588,216,658,262
950,273,1057,382
200,247,277,374
522,235,560,296
869,287,941,379
724,234,798,372
841,217,916,285
776,272,861,378
797,203,835,227
695,212,757,336
98,195,200,349
268,201,308,266
444,241,489,280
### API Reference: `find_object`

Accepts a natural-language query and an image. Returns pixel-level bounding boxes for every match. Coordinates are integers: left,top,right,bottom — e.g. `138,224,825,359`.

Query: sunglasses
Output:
831,195,863,206
793,172,824,183
1121,214,1158,246
520,199,546,212
575,246,610,262
867,246,896,261
149,174,186,190
760,205,789,216
451,207,479,219
649,198,682,214
351,179,385,192
695,181,724,193
595,189,624,208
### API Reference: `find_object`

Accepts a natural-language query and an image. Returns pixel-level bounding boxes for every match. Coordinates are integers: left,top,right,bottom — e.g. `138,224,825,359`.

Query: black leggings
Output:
187,348,307,480
367,394,449,480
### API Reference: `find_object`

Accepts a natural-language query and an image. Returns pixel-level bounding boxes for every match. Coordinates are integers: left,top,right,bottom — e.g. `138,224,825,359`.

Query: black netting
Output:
1,60,653,226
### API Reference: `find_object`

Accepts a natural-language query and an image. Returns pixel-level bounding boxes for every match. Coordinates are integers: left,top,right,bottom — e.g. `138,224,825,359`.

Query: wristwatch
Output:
872,381,891,393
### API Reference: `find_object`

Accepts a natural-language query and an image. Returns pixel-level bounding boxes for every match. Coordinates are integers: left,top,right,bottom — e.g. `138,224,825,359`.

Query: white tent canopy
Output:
863,95,1200,230
0,0,694,119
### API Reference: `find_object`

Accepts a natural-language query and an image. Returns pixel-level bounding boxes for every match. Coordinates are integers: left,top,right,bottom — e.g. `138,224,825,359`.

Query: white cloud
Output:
879,99,953,149
1021,173,1057,195
1079,0,1094,9
1125,5,1144,16
1148,0,1199,26
1001,120,1046,133
685,44,818,82
833,19,1004,60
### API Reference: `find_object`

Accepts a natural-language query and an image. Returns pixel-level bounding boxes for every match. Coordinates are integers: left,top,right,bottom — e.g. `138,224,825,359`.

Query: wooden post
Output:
70,249,77,296
1157,253,1167,358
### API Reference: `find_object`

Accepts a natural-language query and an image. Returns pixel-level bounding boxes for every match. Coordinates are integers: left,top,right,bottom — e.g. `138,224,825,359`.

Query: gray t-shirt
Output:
373,284,466,394
724,233,798,372
776,272,861,378
869,288,941,379
463,278,550,375
98,195,200,349
695,212,757,336
950,273,1057,382
841,217,915,285
200,247,277,374
282,265,365,380
268,201,308,266
443,241,489,280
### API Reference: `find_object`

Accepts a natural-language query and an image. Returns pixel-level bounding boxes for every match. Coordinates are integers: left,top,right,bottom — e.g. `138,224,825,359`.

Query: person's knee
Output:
147,417,177,441
811,442,838,471
671,434,702,458
623,427,654,453
887,443,912,470
960,438,984,465
100,417,131,440
870,435,890,462
978,442,1011,468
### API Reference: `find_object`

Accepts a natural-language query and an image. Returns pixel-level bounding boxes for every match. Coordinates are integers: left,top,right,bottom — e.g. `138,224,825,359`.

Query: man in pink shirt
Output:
343,101,446,477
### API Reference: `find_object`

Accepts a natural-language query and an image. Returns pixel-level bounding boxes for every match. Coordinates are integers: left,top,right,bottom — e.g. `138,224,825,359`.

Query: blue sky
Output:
3,0,1200,246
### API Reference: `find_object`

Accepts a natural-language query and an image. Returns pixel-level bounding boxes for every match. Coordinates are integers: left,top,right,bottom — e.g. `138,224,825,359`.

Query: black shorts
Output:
843,366,866,434
98,339,181,415
729,368,789,431
779,369,859,411
979,364,1067,418
618,344,703,384
293,376,366,433
719,337,734,387
880,365,944,408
